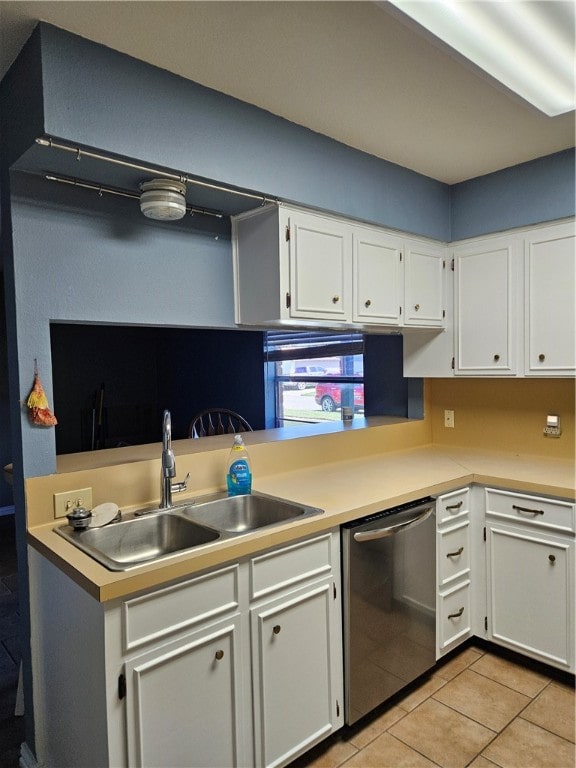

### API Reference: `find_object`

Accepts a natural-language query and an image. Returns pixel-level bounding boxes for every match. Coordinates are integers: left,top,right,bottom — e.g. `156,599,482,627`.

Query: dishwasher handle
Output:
353,505,433,542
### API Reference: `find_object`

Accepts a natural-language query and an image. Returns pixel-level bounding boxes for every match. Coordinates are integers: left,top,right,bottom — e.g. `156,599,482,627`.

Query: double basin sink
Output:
56,492,323,571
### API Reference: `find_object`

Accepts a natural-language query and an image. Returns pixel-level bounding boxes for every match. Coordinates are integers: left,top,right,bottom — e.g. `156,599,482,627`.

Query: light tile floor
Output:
290,644,575,768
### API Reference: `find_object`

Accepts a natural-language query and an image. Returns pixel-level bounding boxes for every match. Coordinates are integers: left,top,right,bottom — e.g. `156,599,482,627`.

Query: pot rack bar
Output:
35,135,276,207
44,174,224,219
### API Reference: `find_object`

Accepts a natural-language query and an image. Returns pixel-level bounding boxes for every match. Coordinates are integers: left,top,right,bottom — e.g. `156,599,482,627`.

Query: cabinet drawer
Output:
123,564,239,652
438,521,470,587
438,580,472,653
485,488,575,533
250,533,334,601
437,488,469,525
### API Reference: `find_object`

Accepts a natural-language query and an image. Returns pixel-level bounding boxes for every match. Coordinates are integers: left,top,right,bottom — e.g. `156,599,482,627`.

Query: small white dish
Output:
89,502,120,528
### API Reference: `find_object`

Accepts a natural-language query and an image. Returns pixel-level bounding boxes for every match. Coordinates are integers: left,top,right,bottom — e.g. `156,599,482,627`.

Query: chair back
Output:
188,409,253,438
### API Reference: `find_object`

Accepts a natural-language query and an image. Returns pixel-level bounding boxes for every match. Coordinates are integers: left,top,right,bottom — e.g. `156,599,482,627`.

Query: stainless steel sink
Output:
55,492,323,571
56,510,220,571
181,492,323,533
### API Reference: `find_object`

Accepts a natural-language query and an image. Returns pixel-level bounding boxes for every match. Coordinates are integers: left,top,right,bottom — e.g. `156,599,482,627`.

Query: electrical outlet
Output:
54,487,93,518
444,409,455,428
543,426,562,437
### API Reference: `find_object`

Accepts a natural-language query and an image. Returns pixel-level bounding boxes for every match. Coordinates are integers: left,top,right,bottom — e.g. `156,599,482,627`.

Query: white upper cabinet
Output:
524,221,576,376
287,210,352,322
404,240,446,327
232,204,445,330
352,228,403,325
400,217,576,379
454,235,522,376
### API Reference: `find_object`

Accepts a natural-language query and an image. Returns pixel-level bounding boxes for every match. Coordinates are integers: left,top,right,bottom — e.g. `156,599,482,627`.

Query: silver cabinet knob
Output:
273,625,281,635
549,554,556,564
494,354,500,362
539,353,546,362
364,299,371,308
414,303,420,311
215,650,224,661
332,295,340,304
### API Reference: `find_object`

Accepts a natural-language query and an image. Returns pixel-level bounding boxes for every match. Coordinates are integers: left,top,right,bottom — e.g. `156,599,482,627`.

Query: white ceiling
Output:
0,0,574,184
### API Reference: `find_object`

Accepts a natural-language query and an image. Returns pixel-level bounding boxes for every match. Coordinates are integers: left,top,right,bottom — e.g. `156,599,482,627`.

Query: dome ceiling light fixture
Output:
139,178,187,220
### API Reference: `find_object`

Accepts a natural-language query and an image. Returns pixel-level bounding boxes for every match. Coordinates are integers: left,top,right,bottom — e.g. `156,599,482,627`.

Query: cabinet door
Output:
352,229,403,325
404,242,445,327
487,524,574,671
288,211,351,322
251,579,342,768
454,237,520,375
124,615,246,768
525,223,576,376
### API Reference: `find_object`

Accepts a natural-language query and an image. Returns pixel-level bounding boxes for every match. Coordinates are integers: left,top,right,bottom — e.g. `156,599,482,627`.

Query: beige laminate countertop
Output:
27,445,575,603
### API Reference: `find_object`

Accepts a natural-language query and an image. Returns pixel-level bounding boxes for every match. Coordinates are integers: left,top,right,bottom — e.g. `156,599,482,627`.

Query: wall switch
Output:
444,409,455,428
543,414,561,438
54,487,93,518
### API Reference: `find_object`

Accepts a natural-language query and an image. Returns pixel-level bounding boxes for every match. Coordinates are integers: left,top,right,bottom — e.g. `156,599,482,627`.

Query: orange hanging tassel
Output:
26,362,57,427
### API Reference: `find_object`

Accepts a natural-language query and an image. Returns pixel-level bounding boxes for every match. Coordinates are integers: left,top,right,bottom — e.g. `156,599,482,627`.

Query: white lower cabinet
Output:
124,614,245,768
251,579,339,767
487,524,573,669
485,488,575,672
436,488,473,656
29,530,343,768
434,484,576,674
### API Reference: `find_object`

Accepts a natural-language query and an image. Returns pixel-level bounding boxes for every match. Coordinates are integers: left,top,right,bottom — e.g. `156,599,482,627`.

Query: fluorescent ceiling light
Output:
386,0,575,116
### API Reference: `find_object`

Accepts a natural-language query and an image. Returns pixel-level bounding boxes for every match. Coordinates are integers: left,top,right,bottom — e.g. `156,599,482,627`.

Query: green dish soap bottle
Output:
226,434,252,496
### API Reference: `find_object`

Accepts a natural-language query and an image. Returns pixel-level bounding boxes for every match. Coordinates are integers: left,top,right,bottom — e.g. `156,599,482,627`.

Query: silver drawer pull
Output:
446,501,463,511
448,607,464,619
446,547,464,558
513,504,544,516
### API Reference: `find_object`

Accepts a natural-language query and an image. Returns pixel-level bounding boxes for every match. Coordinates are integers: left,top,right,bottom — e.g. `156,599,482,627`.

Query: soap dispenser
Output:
226,435,252,496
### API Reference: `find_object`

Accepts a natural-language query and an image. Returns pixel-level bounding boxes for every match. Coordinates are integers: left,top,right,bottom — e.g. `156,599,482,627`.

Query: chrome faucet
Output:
160,409,189,508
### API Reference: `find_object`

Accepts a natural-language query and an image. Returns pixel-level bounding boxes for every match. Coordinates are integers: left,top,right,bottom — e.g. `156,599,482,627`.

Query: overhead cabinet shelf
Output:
232,204,446,331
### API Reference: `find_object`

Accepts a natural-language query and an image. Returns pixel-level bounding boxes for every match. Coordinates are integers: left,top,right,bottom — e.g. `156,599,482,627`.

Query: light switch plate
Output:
544,414,561,437
54,487,93,518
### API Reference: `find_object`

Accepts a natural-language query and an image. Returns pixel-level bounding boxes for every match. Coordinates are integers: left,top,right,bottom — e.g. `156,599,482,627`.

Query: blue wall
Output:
37,24,450,240
451,149,576,240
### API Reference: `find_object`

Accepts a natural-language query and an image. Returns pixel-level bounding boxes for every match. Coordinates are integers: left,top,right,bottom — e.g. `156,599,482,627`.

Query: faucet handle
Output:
171,472,190,494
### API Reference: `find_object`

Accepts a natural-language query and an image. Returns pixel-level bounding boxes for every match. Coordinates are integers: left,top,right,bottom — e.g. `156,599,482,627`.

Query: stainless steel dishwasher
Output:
342,497,436,724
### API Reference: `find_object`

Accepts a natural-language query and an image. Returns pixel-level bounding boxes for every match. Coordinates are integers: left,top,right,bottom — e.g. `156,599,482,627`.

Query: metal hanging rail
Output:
44,174,224,219
35,136,276,206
